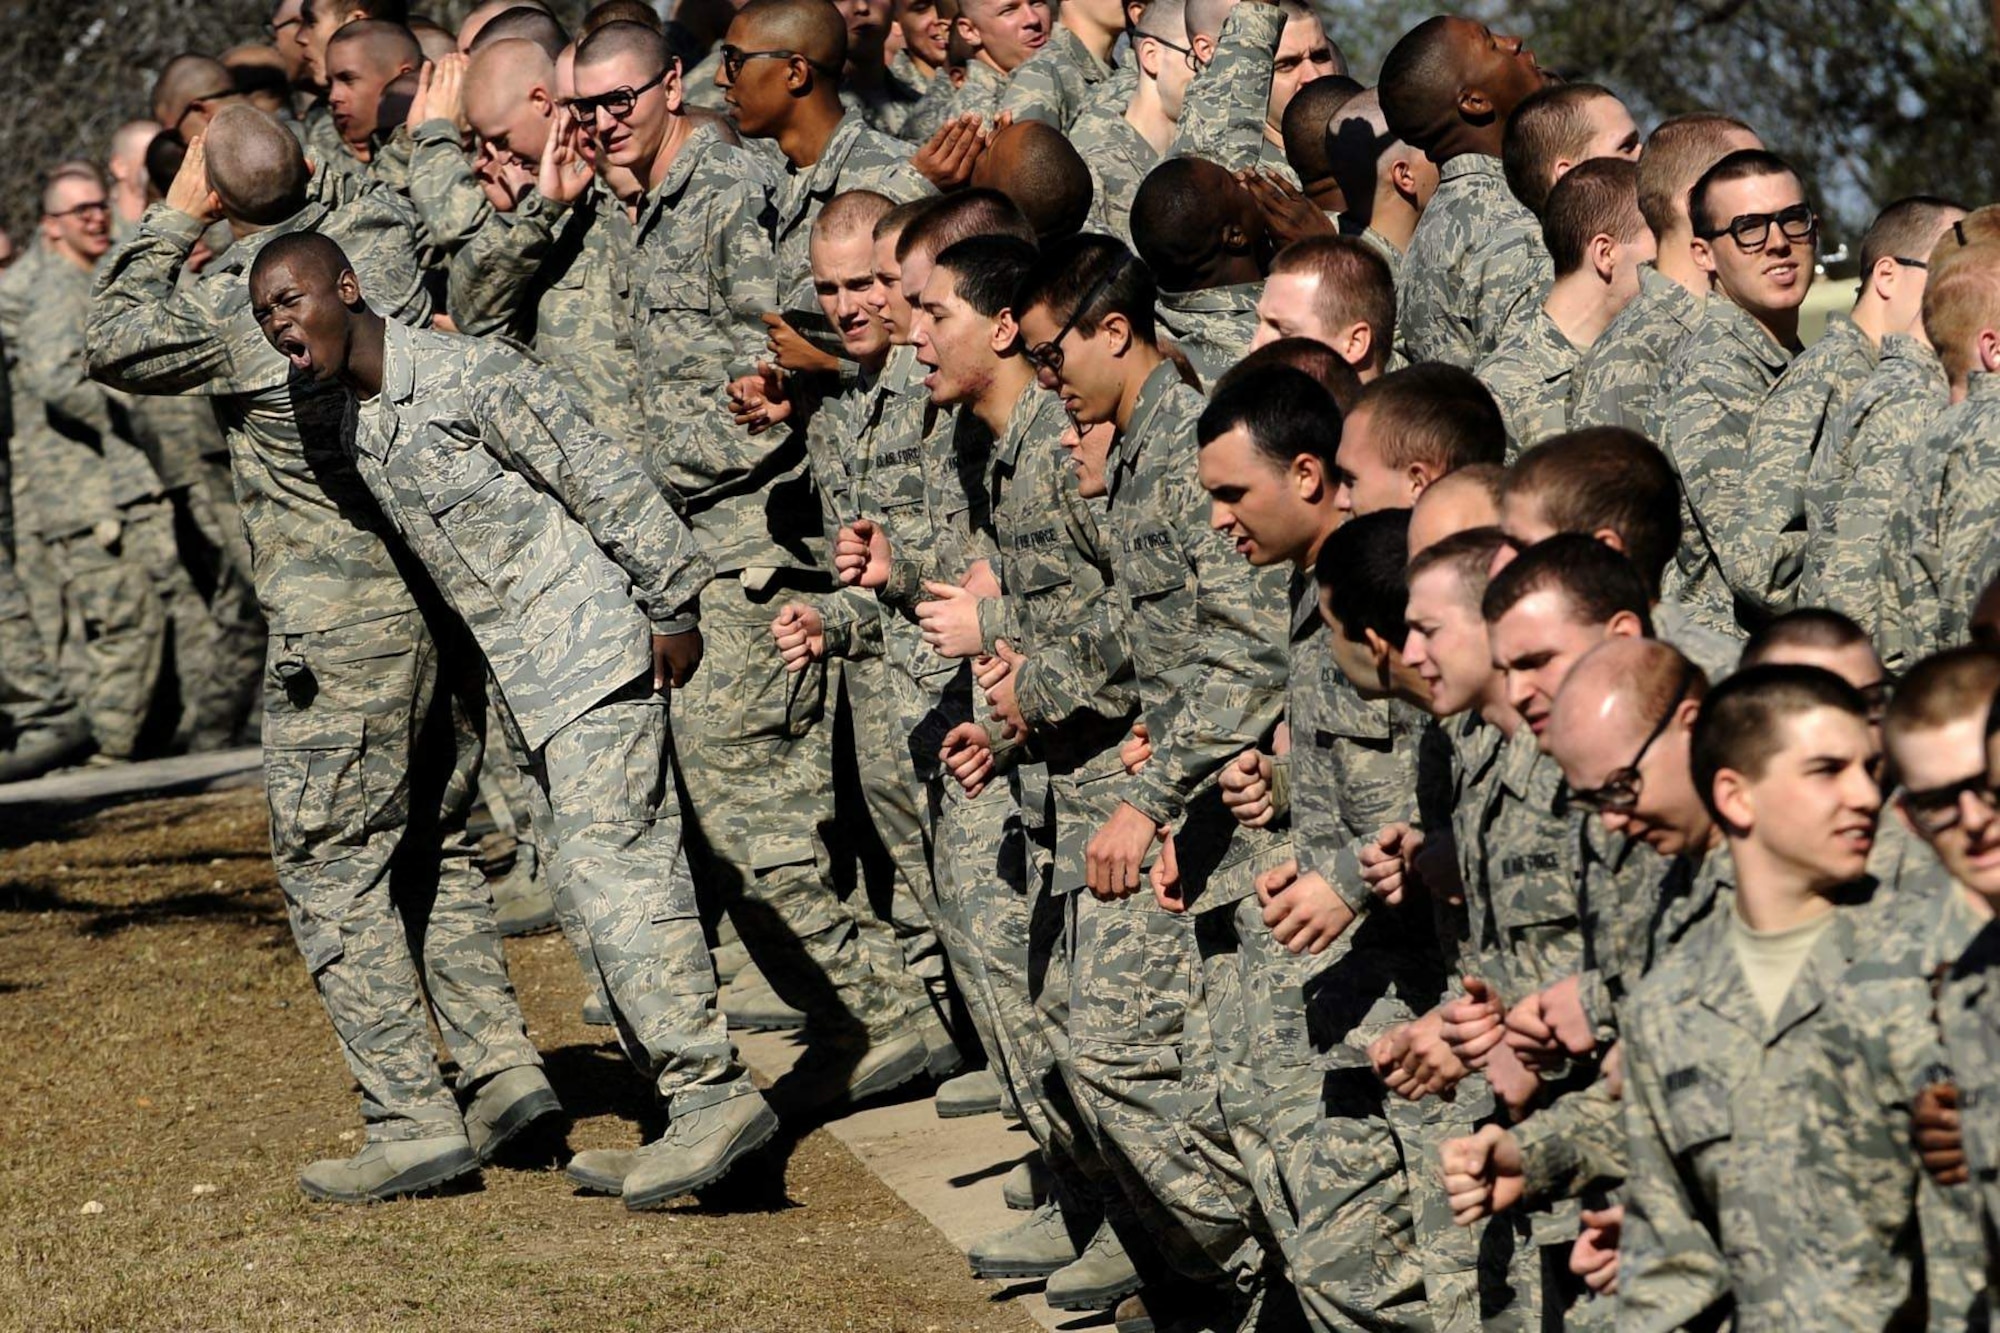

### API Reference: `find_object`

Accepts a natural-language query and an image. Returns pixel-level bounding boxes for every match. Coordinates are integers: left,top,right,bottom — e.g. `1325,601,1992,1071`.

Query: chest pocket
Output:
1010,528,1075,601
419,421,507,516
645,267,713,315
1660,1068,1734,1159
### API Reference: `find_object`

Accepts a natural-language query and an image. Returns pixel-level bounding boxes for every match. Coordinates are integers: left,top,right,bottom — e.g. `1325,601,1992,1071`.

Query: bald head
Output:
970,121,1092,243
815,188,895,243
249,231,356,308
152,55,239,133
204,104,312,226
1183,0,1233,42
327,18,424,72
1557,638,1690,734
736,0,849,68
467,37,559,122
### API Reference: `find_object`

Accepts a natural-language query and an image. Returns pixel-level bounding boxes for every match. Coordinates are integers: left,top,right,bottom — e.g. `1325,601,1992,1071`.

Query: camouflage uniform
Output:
347,320,759,1119
446,182,647,450
1091,358,1291,1285
940,59,1011,128
1567,265,1699,439
1796,336,1949,642
1935,902,2000,1309
1659,294,1795,635
1710,313,1878,622
405,118,496,260
0,330,83,744
1400,153,1551,370
1357,227,1404,291
0,250,227,758
1475,297,1579,454
846,69,928,141
1172,2,1294,182
1652,597,1746,683
1926,381,2000,654
681,47,728,112
86,187,543,1143
614,120,927,1044
1620,881,1981,1330
1269,584,1465,1331
1001,23,1115,131
1156,283,1261,391
1069,95,1158,247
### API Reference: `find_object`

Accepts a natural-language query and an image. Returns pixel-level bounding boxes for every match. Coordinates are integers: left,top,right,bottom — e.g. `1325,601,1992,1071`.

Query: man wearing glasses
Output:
1657,148,1817,636
1722,196,1966,623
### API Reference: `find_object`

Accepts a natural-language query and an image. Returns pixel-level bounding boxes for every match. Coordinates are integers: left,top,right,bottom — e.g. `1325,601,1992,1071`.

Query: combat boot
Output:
770,1027,930,1113
721,961,807,1031
564,1147,638,1195
1001,1151,1049,1210
463,1065,564,1162
1045,1220,1142,1310
486,853,556,937
966,1201,1079,1279
622,1093,782,1211
918,1008,966,1080
935,1067,1003,1119
710,937,750,985
0,715,93,784
298,1135,478,1203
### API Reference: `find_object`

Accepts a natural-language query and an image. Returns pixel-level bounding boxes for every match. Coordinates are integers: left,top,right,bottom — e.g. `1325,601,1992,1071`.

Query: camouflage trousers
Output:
263,607,541,1143
1064,879,1264,1287
179,469,266,748
834,654,945,980
519,680,753,1114
51,499,235,758
0,554,76,733
673,573,926,1042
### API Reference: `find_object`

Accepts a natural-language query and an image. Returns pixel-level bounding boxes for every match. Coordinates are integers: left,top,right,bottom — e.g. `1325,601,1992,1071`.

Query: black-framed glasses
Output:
1700,202,1816,252
45,198,111,220
718,44,837,84
1901,773,2000,837
174,88,237,133
265,16,301,38
1890,256,1928,271
567,67,669,120
1025,261,1123,377
1567,663,1693,814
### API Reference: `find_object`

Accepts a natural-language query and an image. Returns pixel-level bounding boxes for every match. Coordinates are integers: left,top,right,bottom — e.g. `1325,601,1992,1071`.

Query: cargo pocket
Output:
263,709,370,972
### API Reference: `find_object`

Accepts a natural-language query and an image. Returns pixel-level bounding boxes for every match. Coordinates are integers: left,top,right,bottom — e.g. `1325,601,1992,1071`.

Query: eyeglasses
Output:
718,45,837,84
1566,663,1692,814
1890,256,1928,271
1901,773,2000,837
1025,261,1123,377
1699,202,1816,252
45,198,111,220
265,16,301,38
566,68,669,120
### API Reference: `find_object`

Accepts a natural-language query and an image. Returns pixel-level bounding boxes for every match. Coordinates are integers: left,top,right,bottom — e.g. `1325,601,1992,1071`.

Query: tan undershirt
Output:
1727,902,1837,1025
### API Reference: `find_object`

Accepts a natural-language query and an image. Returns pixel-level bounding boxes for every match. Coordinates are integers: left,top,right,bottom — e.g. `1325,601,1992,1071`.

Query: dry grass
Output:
0,789,1033,1333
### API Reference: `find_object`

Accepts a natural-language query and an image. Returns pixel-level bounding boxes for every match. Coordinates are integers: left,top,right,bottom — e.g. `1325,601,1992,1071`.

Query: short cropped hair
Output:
1316,508,1413,645
1502,83,1620,216
1692,664,1869,825
1268,236,1396,352
1739,608,1871,668
1481,531,1655,631
1502,428,1680,596
1884,646,2000,736
1197,366,1343,469
1543,157,1644,276
1282,75,1364,184
1012,233,1158,344
1860,196,1969,278
896,187,1034,263
1214,337,1365,411
1688,148,1802,240
1406,524,1509,607
1637,112,1757,240
1351,362,1506,474
934,235,1039,317
1922,237,2000,384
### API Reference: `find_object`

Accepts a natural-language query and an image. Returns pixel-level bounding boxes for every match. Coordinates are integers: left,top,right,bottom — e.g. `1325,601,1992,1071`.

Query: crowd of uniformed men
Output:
10,0,2000,1325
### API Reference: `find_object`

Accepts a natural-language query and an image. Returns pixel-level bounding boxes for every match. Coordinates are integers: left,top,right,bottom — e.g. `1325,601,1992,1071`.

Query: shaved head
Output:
458,0,550,51
468,5,570,56
815,188,895,243
152,54,238,131
735,0,850,68
969,121,1092,242
467,36,558,120
327,18,424,71
1555,637,1697,740
573,16,669,74
204,105,312,225
109,120,163,181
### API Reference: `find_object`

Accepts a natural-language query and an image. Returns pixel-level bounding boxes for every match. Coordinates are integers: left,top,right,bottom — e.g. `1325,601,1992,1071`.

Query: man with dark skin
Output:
1130,155,1268,387
1377,15,1553,367
967,118,1093,240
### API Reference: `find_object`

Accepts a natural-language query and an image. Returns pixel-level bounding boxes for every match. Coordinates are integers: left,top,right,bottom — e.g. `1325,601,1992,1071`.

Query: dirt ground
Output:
0,788,1035,1333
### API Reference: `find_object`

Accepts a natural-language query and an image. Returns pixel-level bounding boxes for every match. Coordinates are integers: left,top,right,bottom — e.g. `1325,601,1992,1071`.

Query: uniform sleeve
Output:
483,364,714,631
1934,457,2000,651
445,191,562,336
1711,374,1819,619
998,53,1066,129
86,206,277,397
1169,1,1282,173
1513,1064,1627,1205
1664,350,1766,587
1616,1013,1734,1331
407,120,493,256
1014,585,1139,731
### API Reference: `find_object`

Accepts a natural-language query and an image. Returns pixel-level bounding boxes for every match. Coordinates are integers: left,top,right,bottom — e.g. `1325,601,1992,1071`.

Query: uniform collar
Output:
1113,357,1185,478
1437,152,1504,186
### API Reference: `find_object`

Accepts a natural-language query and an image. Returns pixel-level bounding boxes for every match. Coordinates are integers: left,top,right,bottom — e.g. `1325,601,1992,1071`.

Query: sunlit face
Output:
956,0,1050,72
1145,29,1195,122
1250,271,1330,350
1198,427,1325,567
894,0,950,68
326,42,411,148
1440,17,1549,121
297,0,346,85
815,227,889,362
1891,716,2000,899
573,50,674,168
467,86,557,171
1016,300,1125,428
1402,564,1495,718
1267,13,1336,132
911,264,997,407
250,256,357,382
40,176,112,266
869,230,913,342
718,14,803,138
1724,708,1881,886
1693,171,1816,323
1488,589,1614,737
1577,93,1642,164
